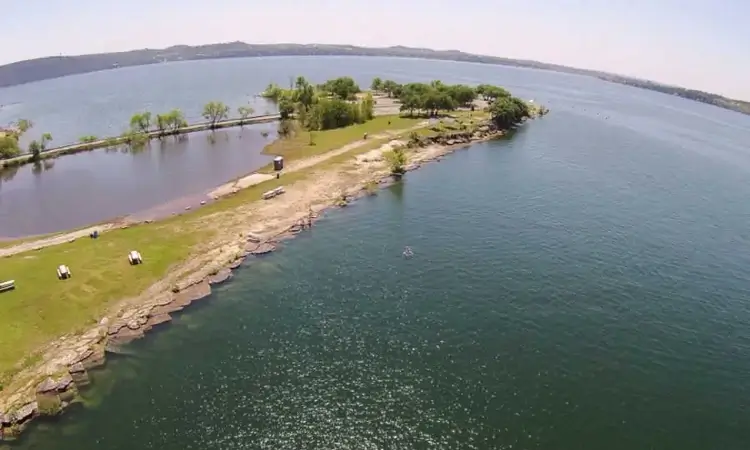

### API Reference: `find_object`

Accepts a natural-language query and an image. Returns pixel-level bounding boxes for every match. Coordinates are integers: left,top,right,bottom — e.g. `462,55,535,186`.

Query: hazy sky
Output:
4,0,749,99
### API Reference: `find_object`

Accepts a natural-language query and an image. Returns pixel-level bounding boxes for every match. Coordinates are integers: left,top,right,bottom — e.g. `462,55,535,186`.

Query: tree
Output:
371,77,383,92
447,85,477,107
477,85,510,102
202,101,230,129
0,136,20,159
79,135,98,143
237,105,255,127
278,97,295,120
28,140,42,161
15,119,32,135
360,93,375,121
120,130,149,150
382,80,402,98
490,96,530,129
277,119,295,138
129,112,152,134
28,133,52,161
166,109,187,133
384,147,408,175
154,114,169,136
324,77,360,100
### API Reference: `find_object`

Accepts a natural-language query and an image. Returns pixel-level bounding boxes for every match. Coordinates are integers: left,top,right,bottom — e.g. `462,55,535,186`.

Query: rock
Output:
99,317,110,326
248,242,276,255
172,281,211,308
13,402,37,423
54,374,74,392
80,348,105,369
0,412,10,425
229,258,244,269
69,362,86,374
208,268,232,285
36,378,57,394
246,232,262,243
146,313,172,327
109,327,144,346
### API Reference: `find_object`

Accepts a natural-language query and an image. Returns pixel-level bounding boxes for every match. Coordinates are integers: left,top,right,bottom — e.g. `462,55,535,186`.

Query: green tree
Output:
384,147,408,175
79,135,98,143
325,76,360,100
15,119,33,135
202,101,230,129
447,85,477,107
28,141,41,161
371,77,383,92
490,97,530,129
129,112,152,134
261,83,284,101
237,105,255,126
0,136,20,159
277,119,295,138
382,80,402,98
477,85,510,102
154,114,169,136
360,93,375,121
120,130,149,151
278,97,295,120
166,109,187,133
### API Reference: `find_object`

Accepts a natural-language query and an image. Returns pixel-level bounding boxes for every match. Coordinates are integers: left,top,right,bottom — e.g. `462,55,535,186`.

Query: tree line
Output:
370,77,533,129
262,76,375,135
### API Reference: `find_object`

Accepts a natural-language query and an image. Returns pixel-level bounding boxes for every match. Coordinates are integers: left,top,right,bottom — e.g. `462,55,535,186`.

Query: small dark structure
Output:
273,156,284,171
89,230,99,239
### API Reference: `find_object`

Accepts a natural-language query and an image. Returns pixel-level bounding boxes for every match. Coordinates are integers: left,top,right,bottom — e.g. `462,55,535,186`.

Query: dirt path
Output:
0,224,117,259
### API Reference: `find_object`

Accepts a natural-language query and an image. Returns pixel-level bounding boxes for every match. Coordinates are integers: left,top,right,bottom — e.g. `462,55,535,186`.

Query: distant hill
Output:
1,42,748,116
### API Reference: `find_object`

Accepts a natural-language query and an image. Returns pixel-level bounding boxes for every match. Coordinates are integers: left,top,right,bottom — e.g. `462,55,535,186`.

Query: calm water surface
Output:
3,58,750,449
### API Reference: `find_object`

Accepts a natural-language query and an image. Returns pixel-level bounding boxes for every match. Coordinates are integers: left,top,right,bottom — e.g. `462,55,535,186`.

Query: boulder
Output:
37,373,74,394
249,242,276,255
36,378,57,394
208,268,232,285
13,402,37,423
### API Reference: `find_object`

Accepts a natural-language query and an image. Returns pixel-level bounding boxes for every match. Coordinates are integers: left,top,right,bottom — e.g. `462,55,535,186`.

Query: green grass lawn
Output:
261,116,421,163
0,222,201,384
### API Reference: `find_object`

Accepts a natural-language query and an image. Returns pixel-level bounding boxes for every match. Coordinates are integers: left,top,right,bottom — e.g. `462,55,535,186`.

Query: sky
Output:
3,0,749,100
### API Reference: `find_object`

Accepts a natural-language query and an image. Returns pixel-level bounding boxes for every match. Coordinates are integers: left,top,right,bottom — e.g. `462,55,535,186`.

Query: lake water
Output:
3,57,750,449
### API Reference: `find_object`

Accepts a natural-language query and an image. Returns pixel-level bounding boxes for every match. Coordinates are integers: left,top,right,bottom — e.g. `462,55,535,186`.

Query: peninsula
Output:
0,76,547,439
1,42,747,116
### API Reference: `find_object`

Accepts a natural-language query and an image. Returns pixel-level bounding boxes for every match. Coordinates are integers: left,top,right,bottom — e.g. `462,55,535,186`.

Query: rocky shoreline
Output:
0,121,516,440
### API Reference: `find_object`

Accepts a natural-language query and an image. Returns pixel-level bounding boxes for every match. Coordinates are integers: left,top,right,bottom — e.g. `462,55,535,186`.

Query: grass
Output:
0,222,202,384
261,116,421,163
0,115,427,386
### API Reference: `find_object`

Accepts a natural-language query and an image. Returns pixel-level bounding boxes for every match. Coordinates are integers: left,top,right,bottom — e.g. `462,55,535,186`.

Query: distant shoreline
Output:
0,43,748,116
